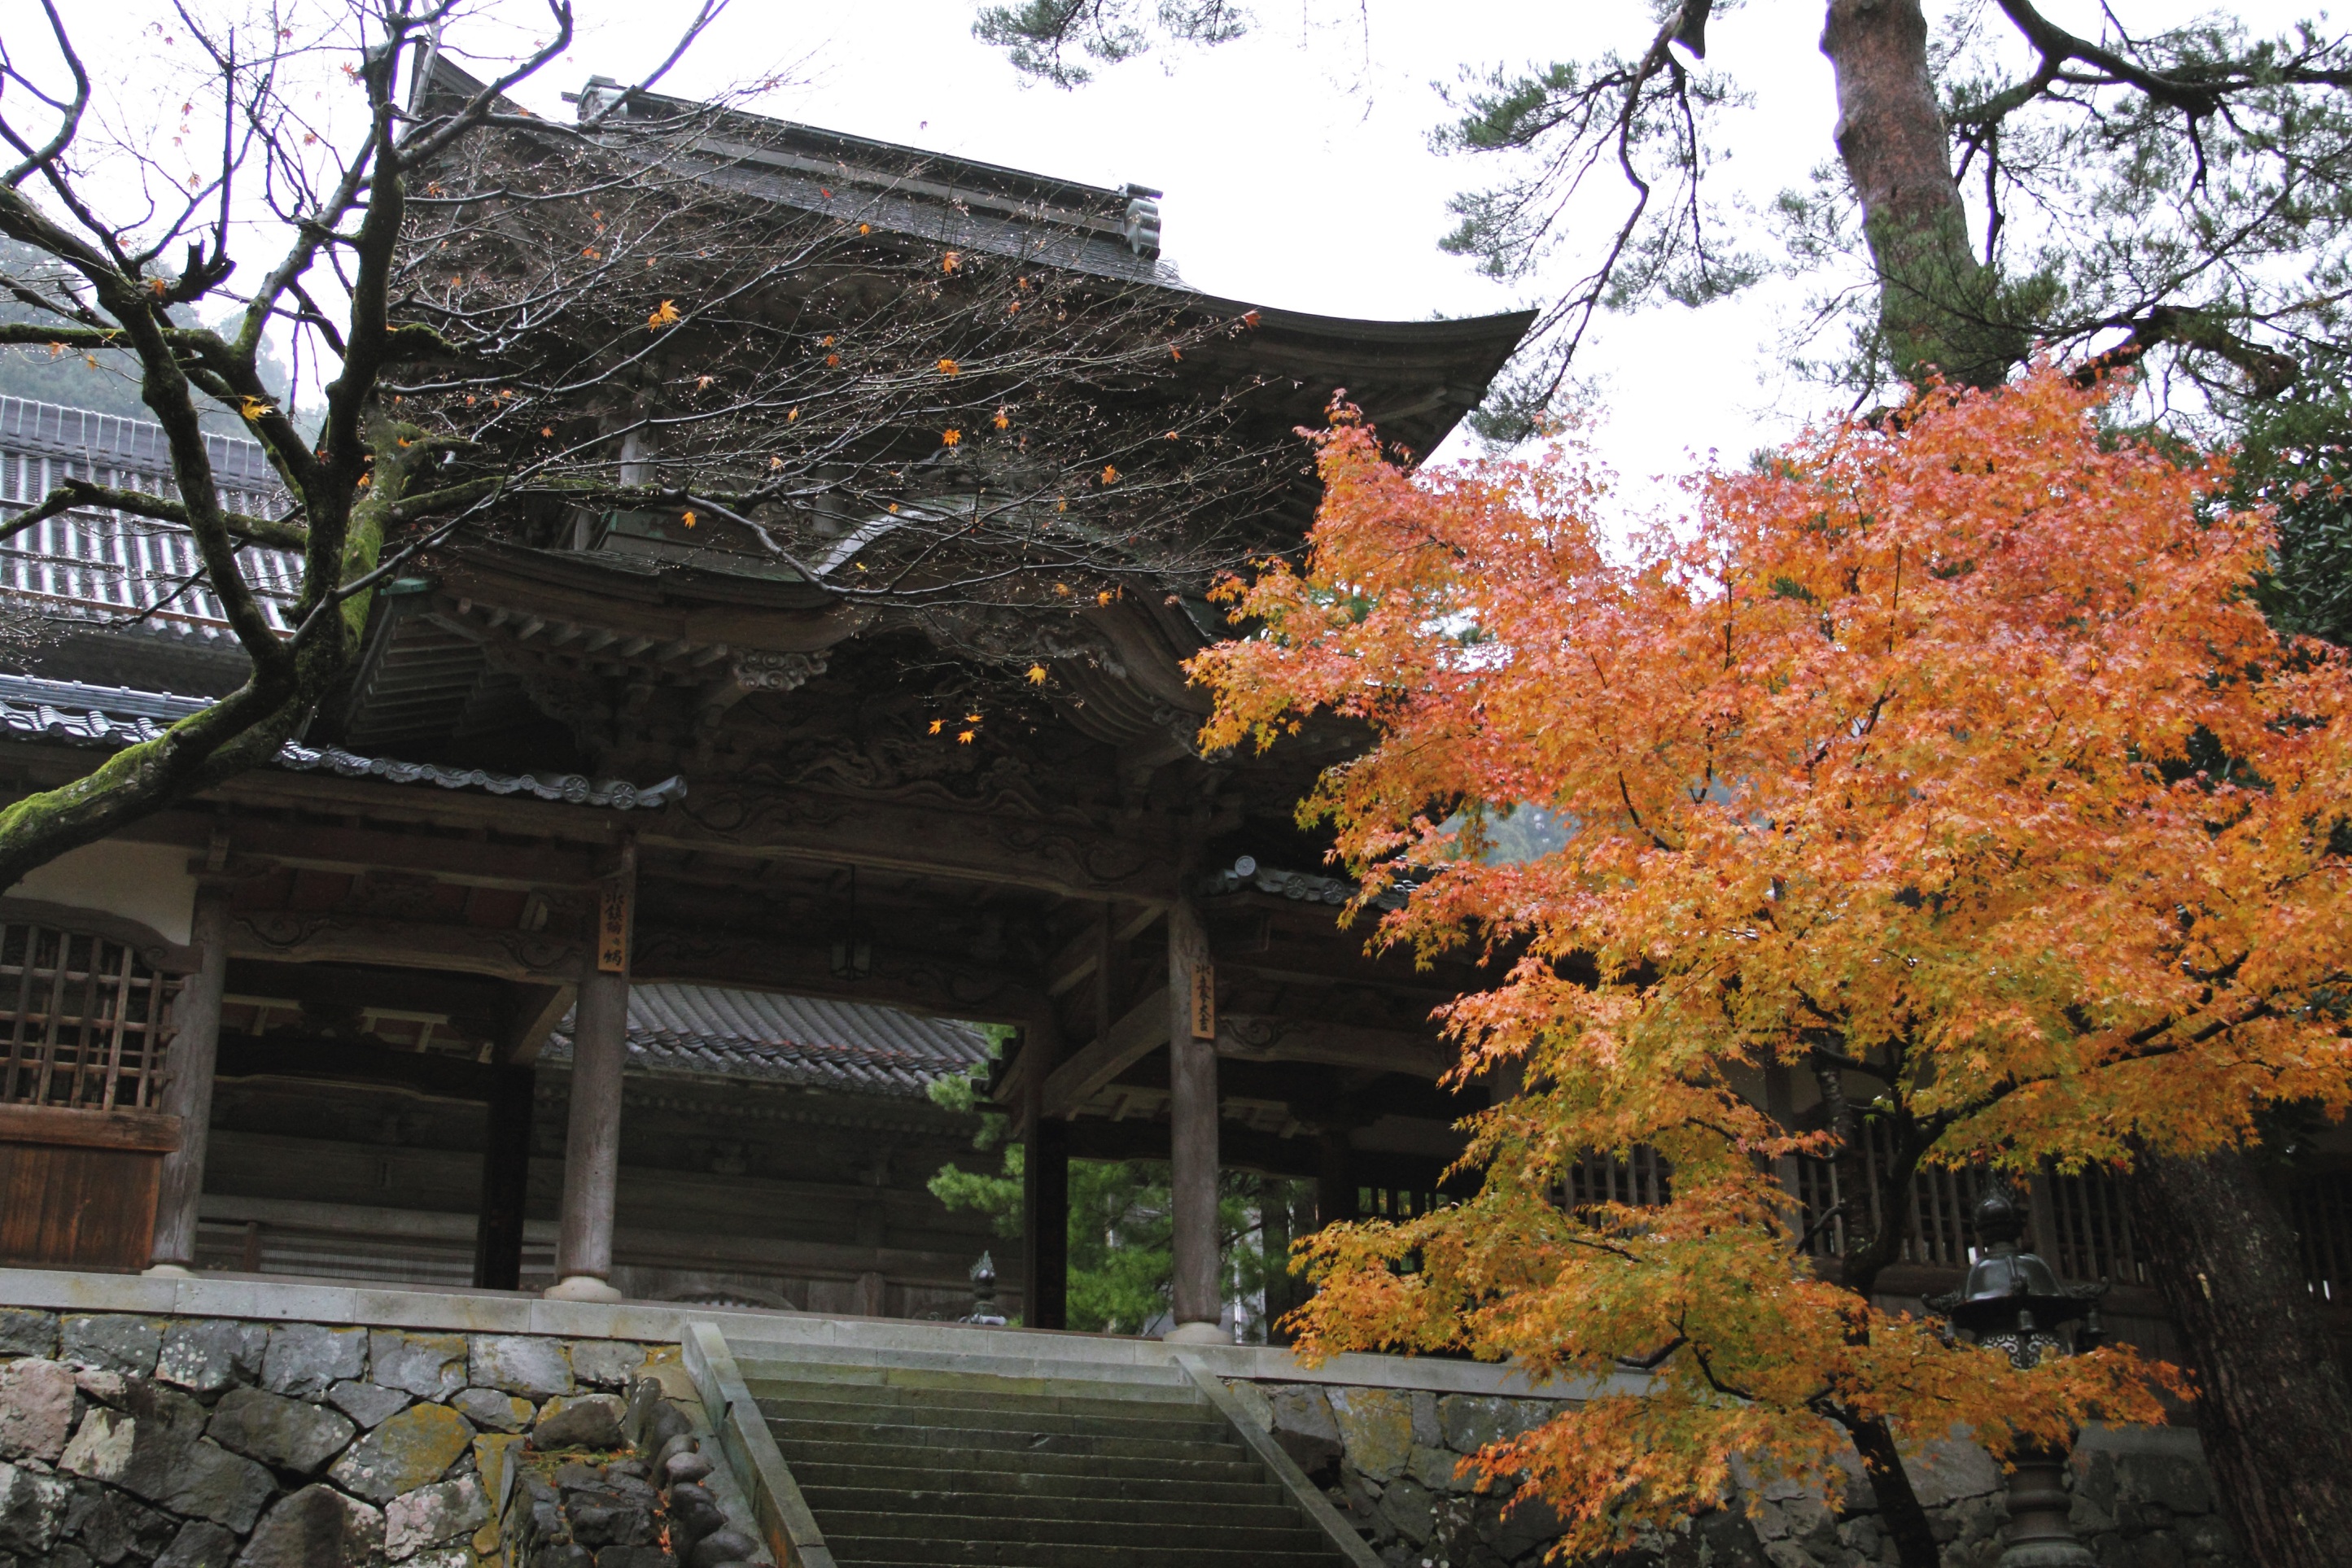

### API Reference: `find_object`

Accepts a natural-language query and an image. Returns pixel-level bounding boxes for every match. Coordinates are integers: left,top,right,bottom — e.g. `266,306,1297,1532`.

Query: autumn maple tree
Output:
1191,368,2352,1564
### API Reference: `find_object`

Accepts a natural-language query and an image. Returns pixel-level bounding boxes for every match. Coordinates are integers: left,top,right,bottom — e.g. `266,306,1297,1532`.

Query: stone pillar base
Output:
543,1274,623,1303
141,1262,197,1279
1161,1320,1226,1345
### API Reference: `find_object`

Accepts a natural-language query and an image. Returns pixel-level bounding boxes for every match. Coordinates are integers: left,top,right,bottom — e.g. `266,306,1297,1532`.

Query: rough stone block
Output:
156,1438,277,1532
1377,1474,1436,1544
63,1478,177,1562
0,1358,75,1463
260,1323,368,1399
1437,1395,1516,1454
1410,1390,1441,1448
1907,1436,2003,1508
330,1401,476,1504
151,1518,238,1568
472,1335,575,1400
1222,1379,1274,1432
1408,1443,1474,1492
59,1316,163,1377
533,1395,627,1452
2118,1451,2214,1518
454,1387,536,1433
1328,1387,1415,1482
687,1528,758,1567
59,1377,210,1501
1266,1384,1342,1478
567,1341,646,1391
474,1433,525,1519
155,1319,268,1395
1476,1487,1566,1563
238,1483,385,1568
326,1380,413,1430
386,1474,490,1560
0,1459,70,1555
207,1385,357,1474
0,1310,59,1360
371,1332,469,1402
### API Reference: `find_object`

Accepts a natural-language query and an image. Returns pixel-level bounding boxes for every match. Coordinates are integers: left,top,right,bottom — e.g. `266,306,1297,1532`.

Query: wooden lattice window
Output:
0,923,177,1112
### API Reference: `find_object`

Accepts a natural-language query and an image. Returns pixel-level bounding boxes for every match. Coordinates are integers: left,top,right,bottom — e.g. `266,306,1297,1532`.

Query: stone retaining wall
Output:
1223,1378,2242,1568
0,1308,771,1568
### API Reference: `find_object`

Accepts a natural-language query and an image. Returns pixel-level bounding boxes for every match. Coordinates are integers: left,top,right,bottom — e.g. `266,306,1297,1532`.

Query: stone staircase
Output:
732,1345,1357,1568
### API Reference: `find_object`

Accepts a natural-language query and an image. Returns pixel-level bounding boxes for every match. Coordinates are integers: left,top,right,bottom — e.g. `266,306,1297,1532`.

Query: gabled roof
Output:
544,981,993,1098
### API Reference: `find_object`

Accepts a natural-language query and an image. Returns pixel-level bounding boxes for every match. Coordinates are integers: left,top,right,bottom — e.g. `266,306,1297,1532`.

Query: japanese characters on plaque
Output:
597,877,632,974
1189,960,1216,1041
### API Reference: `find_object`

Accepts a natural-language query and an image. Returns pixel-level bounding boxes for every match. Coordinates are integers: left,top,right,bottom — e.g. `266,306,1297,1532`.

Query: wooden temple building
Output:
10,68,2337,1360
0,73,1536,1338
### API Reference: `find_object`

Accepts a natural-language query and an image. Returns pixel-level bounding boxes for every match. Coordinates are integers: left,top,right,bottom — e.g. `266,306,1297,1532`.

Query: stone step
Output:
758,1395,1229,1443
822,1537,1345,1568
821,1509,1332,1553
734,1352,1196,1404
785,1458,1288,1504
767,1416,1243,1463
798,1484,1305,1530
770,1438,1264,1487
749,1376,1214,1424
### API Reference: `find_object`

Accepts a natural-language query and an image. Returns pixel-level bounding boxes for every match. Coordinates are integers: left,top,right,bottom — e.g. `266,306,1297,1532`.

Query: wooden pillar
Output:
1165,897,1222,1341
473,1064,535,1290
1317,1129,1356,1230
148,885,230,1273
1023,1107,1070,1330
548,844,632,1302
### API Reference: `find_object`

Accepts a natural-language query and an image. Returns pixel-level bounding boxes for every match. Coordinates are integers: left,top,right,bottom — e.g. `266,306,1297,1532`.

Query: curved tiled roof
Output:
0,673,683,811
544,982,994,1098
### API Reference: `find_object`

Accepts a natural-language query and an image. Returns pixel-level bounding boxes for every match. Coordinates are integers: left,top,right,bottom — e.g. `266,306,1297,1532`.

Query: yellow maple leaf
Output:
942,251,963,273
236,395,273,422
787,408,800,421
938,358,960,376
1169,345,1182,361
771,455,785,469
149,277,168,298
942,429,961,447
681,511,697,529
648,299,680,330
929,719,944,735
1101,465,1119,485
1053,582,1072,596
993,407,1010,430
1096,590,1115,605
859,223,872,234
965,713,982,723
1026,665,1047,684
957,729,975,744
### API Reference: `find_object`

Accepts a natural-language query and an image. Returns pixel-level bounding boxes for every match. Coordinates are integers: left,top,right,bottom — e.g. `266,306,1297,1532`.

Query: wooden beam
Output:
225,911,586,984
2,740,1179,903
215,1037,501,1100
632,926,1044,1025
501,983,574,1065
1041,986,1170,1118
1216,1015,1450,1080
0,1103,181,1154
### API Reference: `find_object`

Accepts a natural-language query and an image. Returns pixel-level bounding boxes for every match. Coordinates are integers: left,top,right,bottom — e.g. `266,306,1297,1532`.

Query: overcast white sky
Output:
15,0,2324,513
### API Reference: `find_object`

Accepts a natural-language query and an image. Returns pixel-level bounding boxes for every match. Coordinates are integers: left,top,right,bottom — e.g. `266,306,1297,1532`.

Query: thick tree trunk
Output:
1819,0,2020,387
2123,1149,2352,1567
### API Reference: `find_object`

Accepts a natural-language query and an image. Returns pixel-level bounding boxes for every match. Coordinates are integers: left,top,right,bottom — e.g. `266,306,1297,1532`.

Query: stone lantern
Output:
1930,1190,2109,1568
